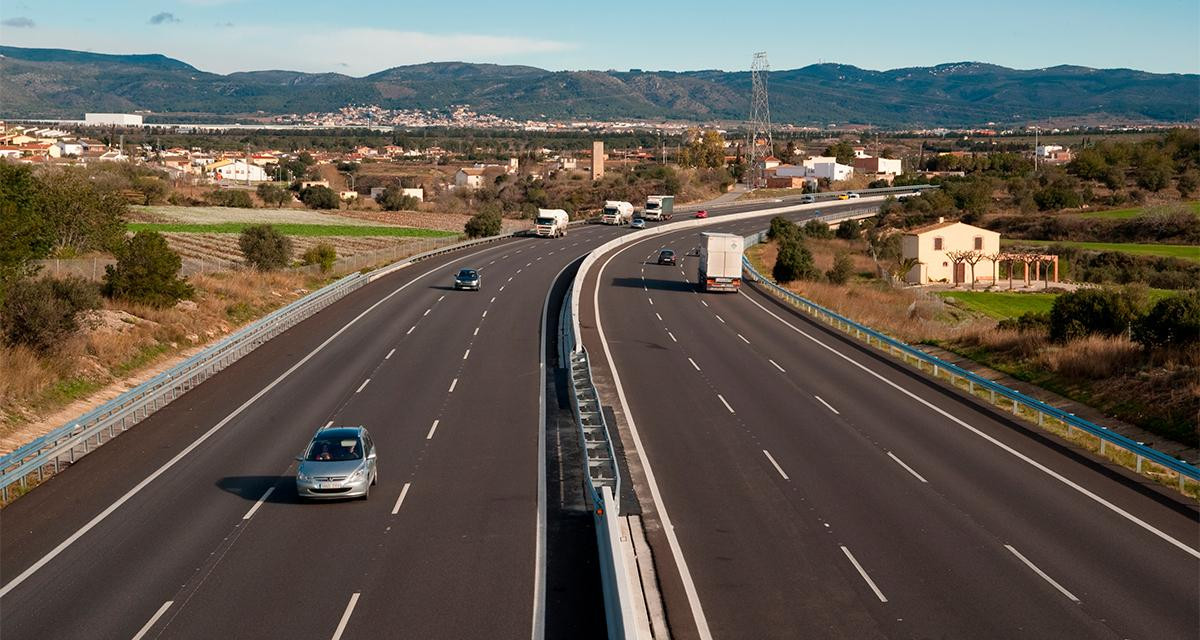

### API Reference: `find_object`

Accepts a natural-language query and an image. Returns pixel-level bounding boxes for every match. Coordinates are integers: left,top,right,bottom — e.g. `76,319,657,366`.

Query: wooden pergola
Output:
993,251,1059,289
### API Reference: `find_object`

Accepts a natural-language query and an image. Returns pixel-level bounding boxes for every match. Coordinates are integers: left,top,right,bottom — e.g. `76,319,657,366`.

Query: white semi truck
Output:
600,200,634,225
642,195,674,221
698,232,745,293
533,208,570,237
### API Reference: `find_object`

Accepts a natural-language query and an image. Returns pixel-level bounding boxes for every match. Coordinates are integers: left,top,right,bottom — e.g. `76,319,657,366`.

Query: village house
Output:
205,159,268,183
853,155,903,178
901,218,1001,285
454,167,485,189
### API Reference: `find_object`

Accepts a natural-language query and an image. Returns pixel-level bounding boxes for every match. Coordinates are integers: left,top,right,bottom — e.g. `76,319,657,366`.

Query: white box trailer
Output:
600,200,634,225
642,195,674,221
534,208,569,237
698,232,745,292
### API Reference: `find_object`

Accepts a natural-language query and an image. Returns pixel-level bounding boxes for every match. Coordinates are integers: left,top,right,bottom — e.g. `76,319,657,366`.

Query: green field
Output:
938,291,1057,318
1079,201,1200,220
128,223,457,238
941,288,1178,319
1001,239,1200,261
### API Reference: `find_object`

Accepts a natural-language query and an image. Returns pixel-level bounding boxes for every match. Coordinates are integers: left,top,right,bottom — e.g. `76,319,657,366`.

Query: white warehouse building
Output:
84,113,144,126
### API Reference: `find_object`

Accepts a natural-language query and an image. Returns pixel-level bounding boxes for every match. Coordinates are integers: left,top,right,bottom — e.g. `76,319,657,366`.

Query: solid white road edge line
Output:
763,450,790,480
330,592,361,640
814,395,839,414
593,244,714,640
717,394,735,414
887,452,929,484
1005,545,1080,603
242,486,276,520
426,420,440,440
391,482,411,515
0,263,446,600
841,546,888,603
131,600,174,640
739,289,1200,560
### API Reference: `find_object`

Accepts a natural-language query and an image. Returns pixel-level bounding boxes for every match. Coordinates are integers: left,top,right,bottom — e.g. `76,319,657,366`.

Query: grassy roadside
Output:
748,241,1198,449
129,222,457,237
747,241,1198,496
1001,238,1200,261
0,269,335,454
1078,201,1200,219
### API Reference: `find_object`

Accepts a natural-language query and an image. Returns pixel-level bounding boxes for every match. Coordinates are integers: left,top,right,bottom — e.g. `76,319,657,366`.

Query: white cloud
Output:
1,25,573,75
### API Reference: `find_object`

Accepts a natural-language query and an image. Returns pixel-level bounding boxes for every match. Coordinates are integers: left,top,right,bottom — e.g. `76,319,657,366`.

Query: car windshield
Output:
306,435,363,461
660,250,674,257
457,269,478,279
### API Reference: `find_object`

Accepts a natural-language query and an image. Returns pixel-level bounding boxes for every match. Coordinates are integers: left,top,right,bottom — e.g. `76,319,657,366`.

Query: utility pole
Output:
747,52,772,188
1033,126,1039,172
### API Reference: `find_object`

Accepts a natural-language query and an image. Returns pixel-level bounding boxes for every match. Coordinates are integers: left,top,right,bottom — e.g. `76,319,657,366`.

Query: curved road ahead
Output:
578,215,1200,639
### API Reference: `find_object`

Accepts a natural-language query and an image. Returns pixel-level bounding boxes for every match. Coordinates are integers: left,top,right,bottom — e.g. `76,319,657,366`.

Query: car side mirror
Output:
295,455,304,462
367,451,377,460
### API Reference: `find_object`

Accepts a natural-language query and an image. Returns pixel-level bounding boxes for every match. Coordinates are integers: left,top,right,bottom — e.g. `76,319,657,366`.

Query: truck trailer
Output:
600,200,634,225
533,208,569,237
698,232,745,292
642,195,674,221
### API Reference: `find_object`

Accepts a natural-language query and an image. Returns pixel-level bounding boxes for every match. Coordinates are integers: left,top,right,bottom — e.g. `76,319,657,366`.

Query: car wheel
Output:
372,469,378,486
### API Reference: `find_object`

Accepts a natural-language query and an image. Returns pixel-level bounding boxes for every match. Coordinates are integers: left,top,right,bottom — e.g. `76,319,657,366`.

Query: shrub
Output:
802,219,833,238
103,231,194,308
464,209,502,238
997,311,1051,333
826,251,853,285
374,186,420,211
256,183,291,207
208,189,254,208
300,185,339,210
835,218,861,240
1133,291,1200,349
1049,287,1143,343
1,277,101,352
302,243,337,273
767,216,800,243
239,225,294,271
773,237,818,283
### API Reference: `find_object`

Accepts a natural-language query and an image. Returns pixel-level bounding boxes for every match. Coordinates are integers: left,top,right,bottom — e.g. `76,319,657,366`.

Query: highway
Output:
577,216,1200,639
0,195,818,639
0,222,633,639
5,191,1193,640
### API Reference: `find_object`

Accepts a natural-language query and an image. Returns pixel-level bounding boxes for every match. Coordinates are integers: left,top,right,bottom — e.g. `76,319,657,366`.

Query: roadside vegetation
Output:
0,160,394,452
750,216,1199,449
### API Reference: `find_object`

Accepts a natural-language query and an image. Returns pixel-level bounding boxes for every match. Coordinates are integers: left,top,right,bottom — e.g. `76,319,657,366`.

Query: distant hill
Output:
1,46,1196,126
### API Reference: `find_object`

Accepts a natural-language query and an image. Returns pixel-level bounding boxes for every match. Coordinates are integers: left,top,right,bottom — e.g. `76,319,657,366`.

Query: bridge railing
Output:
740,233,1200,493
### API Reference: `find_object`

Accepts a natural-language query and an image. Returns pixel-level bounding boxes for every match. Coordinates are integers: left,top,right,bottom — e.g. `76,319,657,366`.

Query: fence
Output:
0,227,536,504
739,234,1200,494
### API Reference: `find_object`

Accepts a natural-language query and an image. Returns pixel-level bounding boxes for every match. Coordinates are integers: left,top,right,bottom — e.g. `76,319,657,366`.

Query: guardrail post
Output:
1136,455,1143,473
1099,437,1107,455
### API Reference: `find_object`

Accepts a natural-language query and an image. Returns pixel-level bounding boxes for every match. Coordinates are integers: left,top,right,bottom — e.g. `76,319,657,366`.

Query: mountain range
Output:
1,46,1197,127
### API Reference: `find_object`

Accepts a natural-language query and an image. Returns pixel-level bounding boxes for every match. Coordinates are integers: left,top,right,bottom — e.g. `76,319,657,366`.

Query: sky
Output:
1,0,1198,76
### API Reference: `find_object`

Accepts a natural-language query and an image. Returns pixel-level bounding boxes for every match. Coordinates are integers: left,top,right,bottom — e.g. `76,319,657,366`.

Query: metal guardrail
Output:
0,227,540,503
740,235,1200,490
0,273,368,502
559,193,917,639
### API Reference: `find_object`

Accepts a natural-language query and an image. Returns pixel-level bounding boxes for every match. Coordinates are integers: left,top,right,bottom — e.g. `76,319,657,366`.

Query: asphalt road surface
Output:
0,196,821,639
578,215,1200,639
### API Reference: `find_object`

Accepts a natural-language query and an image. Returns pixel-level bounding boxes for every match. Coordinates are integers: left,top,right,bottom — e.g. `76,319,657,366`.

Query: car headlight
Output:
297,470,311,481
349,467,365,481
